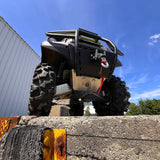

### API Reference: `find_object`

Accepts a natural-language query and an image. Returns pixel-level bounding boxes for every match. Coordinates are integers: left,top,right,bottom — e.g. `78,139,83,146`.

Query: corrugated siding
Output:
0,17,41,116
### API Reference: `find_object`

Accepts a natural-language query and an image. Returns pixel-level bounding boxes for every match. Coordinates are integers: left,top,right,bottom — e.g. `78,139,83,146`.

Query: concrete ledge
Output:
49,106,70,116
49,99,70,116
18,116,160,160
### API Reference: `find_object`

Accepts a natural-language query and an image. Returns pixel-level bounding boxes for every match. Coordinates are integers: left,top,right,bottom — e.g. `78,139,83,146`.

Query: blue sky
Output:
1,0,160,104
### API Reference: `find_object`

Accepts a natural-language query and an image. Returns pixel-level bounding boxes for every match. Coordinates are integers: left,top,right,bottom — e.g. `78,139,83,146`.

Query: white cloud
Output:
148,42,154,46
115,68,124,79
130,88,160,102
89,105,95,114
148,33,160,46
84,103,95,114
128,74,148,89
150,34,160,40
115,63,133,80
135,75,148,84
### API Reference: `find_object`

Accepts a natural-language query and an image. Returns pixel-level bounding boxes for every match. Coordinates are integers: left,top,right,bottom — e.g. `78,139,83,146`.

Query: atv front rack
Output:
46,28,124,59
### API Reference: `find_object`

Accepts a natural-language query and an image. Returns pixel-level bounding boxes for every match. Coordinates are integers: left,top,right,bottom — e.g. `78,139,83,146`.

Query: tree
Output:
84,106,91,116
126,99,160,115
138,99,160,115
126,103,141,115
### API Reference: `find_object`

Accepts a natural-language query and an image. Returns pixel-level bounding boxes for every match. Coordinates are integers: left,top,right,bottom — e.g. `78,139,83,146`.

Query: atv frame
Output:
28,28,130,116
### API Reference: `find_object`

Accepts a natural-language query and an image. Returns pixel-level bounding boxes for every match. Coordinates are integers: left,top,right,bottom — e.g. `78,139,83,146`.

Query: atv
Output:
28,28,130,116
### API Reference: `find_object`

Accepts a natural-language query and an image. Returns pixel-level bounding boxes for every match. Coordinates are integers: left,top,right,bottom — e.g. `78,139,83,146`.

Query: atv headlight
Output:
48,37,56,42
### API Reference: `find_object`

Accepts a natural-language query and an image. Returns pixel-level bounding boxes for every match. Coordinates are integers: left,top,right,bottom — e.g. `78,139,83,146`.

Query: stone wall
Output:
19,116,160,160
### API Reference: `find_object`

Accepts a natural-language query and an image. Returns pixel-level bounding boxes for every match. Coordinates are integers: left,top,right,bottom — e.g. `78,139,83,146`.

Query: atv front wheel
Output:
93,75,130,116
28,63,56,116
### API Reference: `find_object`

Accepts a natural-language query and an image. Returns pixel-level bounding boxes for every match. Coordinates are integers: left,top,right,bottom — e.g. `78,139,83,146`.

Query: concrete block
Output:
19,116,160,160
49,105,70,116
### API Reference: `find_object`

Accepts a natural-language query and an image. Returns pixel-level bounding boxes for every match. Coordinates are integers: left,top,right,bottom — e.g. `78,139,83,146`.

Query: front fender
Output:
115,58,122,67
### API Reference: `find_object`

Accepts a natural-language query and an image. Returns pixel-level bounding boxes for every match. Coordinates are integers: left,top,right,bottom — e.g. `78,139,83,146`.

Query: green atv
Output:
28,28,130,116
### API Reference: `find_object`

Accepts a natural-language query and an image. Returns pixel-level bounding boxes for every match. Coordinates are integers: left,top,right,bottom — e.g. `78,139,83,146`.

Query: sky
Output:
1,0,160,107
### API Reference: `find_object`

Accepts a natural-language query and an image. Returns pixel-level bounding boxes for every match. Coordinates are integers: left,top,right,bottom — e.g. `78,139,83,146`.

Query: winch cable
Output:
98,59,109,95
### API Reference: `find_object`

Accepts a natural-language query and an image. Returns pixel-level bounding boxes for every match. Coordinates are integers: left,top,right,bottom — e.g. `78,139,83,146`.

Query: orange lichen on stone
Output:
54,129,66,160
0,117,19,140
43,129,66,160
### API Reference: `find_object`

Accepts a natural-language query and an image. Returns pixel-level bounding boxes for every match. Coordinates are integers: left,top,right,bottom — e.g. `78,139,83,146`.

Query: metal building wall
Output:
0,17,41,117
